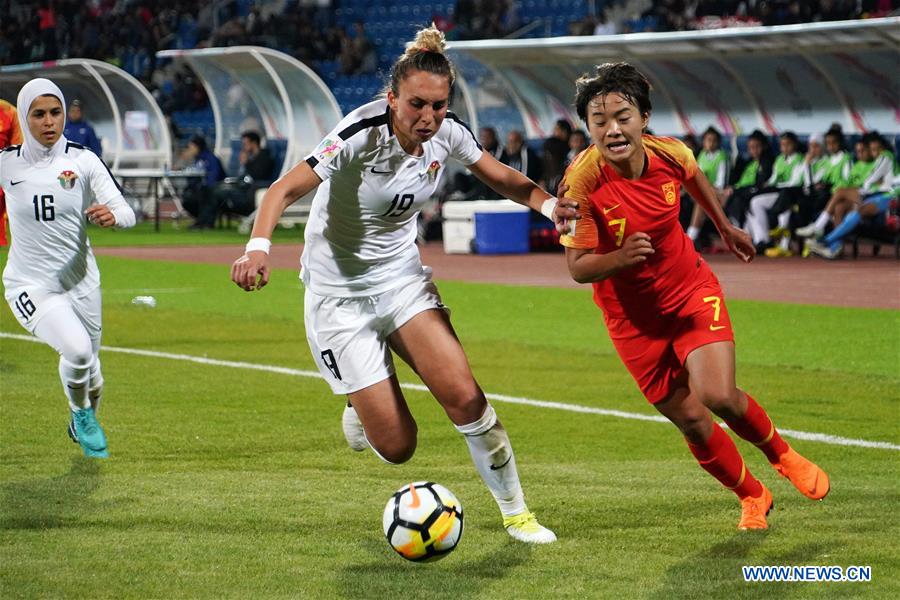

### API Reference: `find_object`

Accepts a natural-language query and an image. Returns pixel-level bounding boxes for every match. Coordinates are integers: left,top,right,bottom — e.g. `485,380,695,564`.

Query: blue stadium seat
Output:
265,138,288,178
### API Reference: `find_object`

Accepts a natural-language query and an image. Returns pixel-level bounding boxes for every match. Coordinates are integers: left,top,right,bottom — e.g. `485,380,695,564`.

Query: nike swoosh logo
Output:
370,167,392,175
407,483,421,509
709,325,726,331
603,203,620,214
489,456,512,471
10,180,24,186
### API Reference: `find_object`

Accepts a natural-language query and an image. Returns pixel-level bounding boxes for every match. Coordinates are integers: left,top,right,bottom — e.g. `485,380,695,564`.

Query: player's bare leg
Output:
389,309,556,543
799,187,861,239
685,341,829,501
347,376,418,464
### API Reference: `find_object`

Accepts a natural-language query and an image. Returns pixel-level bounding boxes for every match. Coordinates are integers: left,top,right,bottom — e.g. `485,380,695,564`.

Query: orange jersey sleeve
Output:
0,99,22,147
559,145,602,249
644,135,699,180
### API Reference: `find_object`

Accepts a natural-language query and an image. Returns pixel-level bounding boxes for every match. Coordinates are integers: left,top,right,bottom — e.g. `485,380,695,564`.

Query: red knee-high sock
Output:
725,393,789,464
686,422,763,499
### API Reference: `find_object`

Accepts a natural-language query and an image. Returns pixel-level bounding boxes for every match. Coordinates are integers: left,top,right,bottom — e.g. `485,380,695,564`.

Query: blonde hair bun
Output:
404,24,447,56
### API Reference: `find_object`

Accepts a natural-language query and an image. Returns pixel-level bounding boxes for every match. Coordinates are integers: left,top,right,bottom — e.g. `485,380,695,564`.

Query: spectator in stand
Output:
746,131,805,257
796,131,852,229
181,135,226,230
677,133,701,230
798,134,890,241
806,175,899,259
722,130,773,228
818,128,852,193
501,130,542,184
38,0,59,61
686,127,729,249
480,126,503,161
465,127,504,200
62,99,102,156
542,119,572,194
594,9,617,35
209,131,276,225
681,133,700,156
454,0,476,39
567,129,589,164
350,21,377,75
866,131,899,186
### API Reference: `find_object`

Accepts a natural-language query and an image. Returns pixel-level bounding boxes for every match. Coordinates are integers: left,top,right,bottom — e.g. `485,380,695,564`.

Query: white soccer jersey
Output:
301,100,483,296
1,141,128,293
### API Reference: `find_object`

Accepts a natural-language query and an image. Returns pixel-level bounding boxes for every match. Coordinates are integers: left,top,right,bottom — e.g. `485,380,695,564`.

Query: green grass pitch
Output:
1,254,898,599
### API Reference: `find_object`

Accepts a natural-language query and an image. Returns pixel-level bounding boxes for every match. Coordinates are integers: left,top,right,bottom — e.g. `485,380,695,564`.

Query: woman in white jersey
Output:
232,26,574,544
1,78,135,458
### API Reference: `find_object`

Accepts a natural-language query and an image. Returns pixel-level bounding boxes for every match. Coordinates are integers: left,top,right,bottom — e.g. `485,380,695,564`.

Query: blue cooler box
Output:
474,211,530,254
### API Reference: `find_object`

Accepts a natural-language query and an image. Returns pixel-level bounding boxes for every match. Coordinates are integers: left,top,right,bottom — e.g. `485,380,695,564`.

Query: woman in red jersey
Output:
560,63,829,530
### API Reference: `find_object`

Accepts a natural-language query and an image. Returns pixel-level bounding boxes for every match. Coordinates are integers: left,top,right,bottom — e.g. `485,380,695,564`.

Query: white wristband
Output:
245,237,271,255
540,197,558,221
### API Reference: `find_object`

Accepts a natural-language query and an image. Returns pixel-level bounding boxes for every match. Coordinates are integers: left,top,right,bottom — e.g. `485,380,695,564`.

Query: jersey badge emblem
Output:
426,160,441,182
315,137,343,162
662,181,676,205
58,170,78,190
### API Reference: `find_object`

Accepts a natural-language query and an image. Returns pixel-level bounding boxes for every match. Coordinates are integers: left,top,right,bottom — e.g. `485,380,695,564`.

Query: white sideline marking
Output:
3,331,898,451
105,287,201,295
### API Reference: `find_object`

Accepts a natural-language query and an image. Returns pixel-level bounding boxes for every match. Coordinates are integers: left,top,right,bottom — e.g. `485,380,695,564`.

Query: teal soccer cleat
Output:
72,408,109,458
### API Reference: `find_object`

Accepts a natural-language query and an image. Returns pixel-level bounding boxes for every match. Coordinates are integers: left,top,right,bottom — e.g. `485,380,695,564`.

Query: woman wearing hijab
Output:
1,78,135,458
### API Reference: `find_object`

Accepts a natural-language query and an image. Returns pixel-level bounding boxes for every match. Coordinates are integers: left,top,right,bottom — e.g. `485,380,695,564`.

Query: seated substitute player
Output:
231,25,575,544
558,63,829,530
1,78,135,458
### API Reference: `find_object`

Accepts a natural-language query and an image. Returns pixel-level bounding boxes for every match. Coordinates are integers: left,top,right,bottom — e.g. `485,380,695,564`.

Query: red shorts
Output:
605,278,735,404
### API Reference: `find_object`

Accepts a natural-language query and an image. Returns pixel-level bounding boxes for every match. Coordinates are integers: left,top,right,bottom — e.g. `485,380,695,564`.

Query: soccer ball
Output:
382,481,464,562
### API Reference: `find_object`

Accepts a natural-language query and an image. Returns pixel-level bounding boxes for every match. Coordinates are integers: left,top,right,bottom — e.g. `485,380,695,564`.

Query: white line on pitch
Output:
3,331,898,451
104,287,201,295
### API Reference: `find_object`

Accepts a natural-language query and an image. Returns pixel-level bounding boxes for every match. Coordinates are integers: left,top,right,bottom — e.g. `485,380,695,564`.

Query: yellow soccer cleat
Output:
768,226,789,239
739,485,773,530
764,246,794,258
503,511,557,544
773,448,830,500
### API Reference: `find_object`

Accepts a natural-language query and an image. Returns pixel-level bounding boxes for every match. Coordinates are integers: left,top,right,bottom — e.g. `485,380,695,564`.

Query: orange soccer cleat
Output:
739,485,774,530
773,448,830,500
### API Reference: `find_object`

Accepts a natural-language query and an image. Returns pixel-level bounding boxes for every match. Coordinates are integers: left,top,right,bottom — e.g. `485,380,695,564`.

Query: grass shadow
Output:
335,534,533,599
1,455,102,530
650,532,837,600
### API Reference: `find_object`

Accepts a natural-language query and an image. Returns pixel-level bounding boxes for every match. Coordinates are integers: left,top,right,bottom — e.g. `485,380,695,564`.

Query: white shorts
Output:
4,282,102,342
304,268,447,395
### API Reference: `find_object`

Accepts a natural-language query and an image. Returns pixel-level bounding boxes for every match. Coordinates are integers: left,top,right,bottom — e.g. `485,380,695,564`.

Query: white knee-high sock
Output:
777,211,792,250
456,404,526,517
59,356,92,412
814,210,831,234
748,193,777,245
88,355,103,413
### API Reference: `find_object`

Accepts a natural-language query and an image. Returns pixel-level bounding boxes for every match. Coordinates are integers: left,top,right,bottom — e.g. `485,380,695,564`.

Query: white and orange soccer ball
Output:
382,481,463,562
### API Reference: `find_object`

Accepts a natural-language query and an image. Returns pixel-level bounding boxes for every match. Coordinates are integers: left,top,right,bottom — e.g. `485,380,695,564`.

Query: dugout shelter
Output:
448,17,900,140
0,59,172,171
156,46,343,180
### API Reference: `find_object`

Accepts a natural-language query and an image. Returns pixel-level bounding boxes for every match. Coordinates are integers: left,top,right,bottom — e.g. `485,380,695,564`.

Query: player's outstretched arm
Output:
565,232,654,283
468,152,577,231
84,153,136,228
231,161,322,292
683,170,754,263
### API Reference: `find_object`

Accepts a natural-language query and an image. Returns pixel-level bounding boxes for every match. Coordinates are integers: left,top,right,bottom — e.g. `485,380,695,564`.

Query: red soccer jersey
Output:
560,134,715,320
0,98,23,247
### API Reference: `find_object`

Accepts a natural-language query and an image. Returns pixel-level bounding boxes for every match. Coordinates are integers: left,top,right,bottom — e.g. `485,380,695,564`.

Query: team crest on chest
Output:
425,160,441,182
58,170,78,190
662,181,676,205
